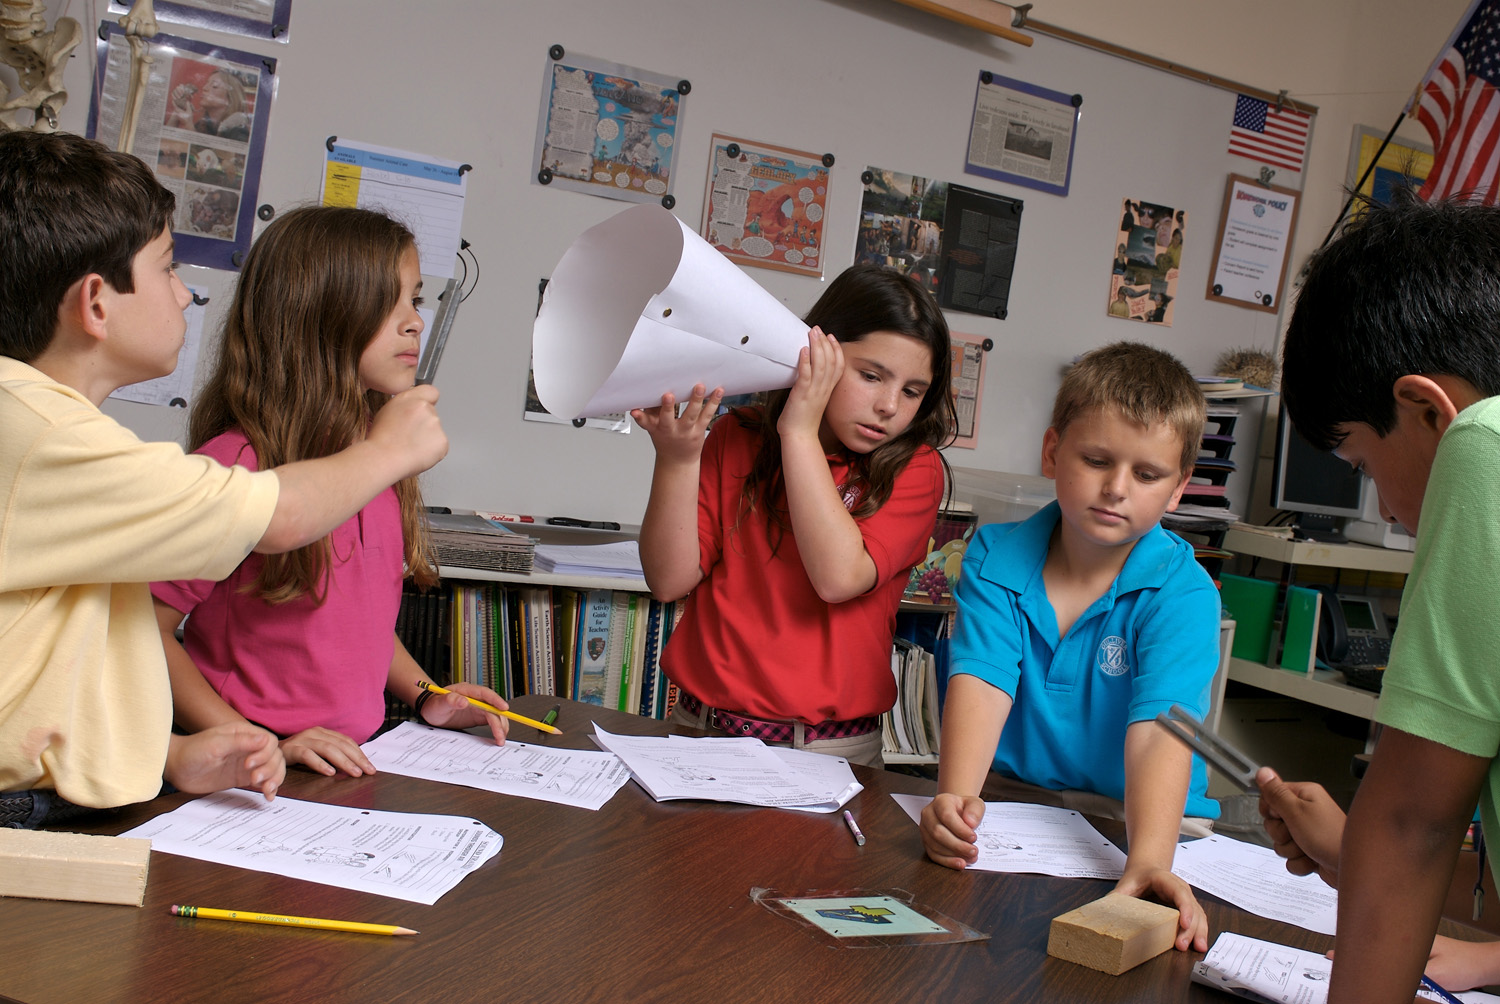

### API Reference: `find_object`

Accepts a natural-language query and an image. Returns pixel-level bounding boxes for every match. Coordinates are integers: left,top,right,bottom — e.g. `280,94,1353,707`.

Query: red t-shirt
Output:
661,412,943,724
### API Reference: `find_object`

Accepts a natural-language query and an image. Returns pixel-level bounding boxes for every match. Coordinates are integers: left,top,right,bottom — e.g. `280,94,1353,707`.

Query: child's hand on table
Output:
919,792,986,869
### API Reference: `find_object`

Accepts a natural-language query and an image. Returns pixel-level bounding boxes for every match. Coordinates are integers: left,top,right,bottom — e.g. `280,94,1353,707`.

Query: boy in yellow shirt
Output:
0,131,448,819
921,341,1219,953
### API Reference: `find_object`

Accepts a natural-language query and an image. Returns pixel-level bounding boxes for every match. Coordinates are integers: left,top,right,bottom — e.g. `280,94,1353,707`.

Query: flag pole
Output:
1318,111,1406,250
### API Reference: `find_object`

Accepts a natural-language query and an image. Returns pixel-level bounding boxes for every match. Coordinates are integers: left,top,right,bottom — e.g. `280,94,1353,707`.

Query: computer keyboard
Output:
1339,665,1386,693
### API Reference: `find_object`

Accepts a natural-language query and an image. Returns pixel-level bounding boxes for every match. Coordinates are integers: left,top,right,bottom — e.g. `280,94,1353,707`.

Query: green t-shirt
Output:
1377,395,1500,877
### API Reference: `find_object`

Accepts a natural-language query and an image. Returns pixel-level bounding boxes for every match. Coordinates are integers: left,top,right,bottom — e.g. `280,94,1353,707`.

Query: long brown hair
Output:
190,205,437,603
738,264,956,546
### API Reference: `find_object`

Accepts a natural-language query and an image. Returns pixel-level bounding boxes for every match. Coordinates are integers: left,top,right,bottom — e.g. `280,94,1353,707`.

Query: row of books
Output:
881,636,942,758
407,582,686,719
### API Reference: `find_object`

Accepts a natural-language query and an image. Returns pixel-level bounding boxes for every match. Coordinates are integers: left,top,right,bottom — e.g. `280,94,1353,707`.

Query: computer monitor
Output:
1270,404,1365,541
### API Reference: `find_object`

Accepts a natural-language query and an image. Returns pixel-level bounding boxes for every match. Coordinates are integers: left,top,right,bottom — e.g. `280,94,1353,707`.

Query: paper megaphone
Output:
532,204,809,419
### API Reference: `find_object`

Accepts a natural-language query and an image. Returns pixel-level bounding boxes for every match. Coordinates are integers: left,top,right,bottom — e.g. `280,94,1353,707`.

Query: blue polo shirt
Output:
949,503,1220,819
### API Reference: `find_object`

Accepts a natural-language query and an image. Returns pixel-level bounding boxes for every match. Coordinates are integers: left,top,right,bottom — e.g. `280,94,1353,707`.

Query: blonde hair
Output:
1052,341,1205,477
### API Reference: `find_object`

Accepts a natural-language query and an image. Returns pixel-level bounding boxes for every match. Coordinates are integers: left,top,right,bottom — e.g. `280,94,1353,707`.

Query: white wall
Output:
40,0,1466,522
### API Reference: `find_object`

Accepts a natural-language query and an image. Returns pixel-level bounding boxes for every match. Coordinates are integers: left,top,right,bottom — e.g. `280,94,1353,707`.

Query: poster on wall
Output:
964,71,1080,197
1347,124,1431,205
1107,198,1185,326
88,24,275,270
948,333,988,450
857,167,1022,320
321,138,469,281
699,134,830,278
109,0,294,42
1206,176,1299,314
531,49,686,206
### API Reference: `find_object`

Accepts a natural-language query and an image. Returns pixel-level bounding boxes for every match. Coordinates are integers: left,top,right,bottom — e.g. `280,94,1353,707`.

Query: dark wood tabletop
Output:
1,696,1350,1004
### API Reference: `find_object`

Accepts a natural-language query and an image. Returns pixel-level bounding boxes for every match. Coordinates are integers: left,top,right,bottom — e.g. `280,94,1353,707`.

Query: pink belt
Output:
677,692,878,743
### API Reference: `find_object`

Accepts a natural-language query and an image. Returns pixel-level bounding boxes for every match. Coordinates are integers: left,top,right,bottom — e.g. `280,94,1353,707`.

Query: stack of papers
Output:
1192,932,1500,1003
890,794,1127,878
429,513,535,573
533,540,643,578
592,727,862,811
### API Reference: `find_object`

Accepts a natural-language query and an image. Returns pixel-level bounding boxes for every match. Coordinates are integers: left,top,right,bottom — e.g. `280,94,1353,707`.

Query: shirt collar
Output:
978,500,1181,596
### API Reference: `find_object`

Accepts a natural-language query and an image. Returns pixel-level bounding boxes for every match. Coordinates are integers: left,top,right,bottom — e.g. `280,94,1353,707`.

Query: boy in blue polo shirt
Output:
920,341,1219,953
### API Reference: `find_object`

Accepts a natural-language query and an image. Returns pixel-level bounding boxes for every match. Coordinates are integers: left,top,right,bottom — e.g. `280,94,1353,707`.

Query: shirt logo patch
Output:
1097,635,1130,677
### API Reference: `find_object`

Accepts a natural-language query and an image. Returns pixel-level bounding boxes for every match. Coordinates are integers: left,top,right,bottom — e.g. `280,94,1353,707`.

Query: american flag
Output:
1413,0,1500,203
1228,94,1311,173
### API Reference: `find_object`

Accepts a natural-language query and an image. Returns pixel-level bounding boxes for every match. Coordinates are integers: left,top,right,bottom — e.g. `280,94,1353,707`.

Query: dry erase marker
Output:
843,810,865,846
547,516,622,530
415,681,563,735
485,512,535,523
171,905,417,937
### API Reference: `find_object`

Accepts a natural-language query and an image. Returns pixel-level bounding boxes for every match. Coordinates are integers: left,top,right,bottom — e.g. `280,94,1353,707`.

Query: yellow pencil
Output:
171,905,417,936
416,680,563,735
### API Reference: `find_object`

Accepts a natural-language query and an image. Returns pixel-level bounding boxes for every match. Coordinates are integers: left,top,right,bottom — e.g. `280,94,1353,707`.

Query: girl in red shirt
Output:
632,265,956,766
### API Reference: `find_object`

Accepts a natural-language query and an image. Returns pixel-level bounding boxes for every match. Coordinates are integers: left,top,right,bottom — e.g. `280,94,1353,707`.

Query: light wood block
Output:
1046,893,1179,975
0,828,150,906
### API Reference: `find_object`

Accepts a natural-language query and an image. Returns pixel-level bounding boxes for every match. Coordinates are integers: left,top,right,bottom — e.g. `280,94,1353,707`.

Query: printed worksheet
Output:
1192,932,1500,1003
665,734,864,813
121,790,500,905
1171,835,1338,935
363,722,631,811
593,727,861,811
890,793,1127,879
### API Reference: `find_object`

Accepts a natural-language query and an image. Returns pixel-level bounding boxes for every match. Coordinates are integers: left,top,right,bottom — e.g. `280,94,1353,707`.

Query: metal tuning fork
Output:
1154,704,1261,791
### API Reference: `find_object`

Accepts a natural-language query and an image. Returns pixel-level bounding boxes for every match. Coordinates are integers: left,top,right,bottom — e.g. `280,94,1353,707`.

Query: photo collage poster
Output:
1108,198,1184,326
89,24,276,270
858,167,1021,319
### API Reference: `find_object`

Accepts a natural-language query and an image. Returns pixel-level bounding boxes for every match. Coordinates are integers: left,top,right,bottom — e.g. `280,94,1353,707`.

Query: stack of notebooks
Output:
428,513,536,573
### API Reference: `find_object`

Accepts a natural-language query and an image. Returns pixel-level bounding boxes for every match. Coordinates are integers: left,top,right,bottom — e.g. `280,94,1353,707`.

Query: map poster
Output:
699,134,830,277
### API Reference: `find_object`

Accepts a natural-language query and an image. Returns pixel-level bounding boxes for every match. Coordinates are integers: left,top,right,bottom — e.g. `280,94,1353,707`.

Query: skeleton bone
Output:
0,0,81,133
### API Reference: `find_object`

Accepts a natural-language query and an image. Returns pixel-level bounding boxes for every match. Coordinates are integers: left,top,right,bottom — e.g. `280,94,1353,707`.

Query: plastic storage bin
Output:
951,467,1056,529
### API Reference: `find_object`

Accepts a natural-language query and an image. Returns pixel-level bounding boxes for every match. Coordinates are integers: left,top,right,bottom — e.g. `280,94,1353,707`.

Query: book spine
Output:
617,593,639,712
575,589,612,706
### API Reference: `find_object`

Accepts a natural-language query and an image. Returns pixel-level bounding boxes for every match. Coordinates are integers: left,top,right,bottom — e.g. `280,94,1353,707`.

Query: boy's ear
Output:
1391,374,1467,437
58,274,112,345
1040,426,1060,477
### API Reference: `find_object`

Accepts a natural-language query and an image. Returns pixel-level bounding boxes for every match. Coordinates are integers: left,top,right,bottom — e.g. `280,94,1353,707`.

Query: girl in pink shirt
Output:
152,206,508,777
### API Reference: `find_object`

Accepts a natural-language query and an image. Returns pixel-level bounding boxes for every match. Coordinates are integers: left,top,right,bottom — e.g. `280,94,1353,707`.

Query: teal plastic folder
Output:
1279,585,1323,675
1219,573,1278,663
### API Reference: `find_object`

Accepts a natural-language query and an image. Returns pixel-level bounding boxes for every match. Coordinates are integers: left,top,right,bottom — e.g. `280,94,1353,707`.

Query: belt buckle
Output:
707,708,720,731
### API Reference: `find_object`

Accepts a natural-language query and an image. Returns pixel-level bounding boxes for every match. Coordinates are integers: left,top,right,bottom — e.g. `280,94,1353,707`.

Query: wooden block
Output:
1046,893,1179,975
0,828,150,907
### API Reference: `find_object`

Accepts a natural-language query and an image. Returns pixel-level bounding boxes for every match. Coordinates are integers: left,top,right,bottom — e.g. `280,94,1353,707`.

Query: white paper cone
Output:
533,204,809,418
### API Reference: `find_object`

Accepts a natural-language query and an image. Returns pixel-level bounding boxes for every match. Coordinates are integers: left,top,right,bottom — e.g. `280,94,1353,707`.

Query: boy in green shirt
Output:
1257,188,1500,1001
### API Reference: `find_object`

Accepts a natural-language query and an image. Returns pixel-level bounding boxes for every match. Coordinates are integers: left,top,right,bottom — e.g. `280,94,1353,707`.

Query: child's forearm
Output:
1121,720,1192,871
936,676,1012,795
155,599,251,733
779,431,876,602
385,637,429,707
1328,728,1485,1003
639,456,704,601
259,441,408,553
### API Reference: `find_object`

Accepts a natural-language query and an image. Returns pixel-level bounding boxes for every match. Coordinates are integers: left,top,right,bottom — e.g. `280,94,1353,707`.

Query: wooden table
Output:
2,697,1342,1004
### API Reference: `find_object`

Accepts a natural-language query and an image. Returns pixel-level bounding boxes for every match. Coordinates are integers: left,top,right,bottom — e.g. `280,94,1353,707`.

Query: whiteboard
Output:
92,0,1300,522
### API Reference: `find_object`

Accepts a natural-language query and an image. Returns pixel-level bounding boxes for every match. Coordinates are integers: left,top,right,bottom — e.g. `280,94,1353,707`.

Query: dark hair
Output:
0,131,175,362
1283,186,1500,450
738,264,955,542
191,205,436,602
1053,341,1205,477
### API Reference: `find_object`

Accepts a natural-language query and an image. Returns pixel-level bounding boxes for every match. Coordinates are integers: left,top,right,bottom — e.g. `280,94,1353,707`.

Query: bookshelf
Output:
1219,525,1412,725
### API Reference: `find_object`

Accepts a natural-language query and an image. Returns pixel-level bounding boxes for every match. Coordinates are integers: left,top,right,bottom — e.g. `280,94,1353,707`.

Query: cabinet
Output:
1219,524,1413,721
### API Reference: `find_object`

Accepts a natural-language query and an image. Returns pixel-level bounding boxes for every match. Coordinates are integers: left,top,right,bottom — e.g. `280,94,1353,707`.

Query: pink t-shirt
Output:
150,430,403,742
